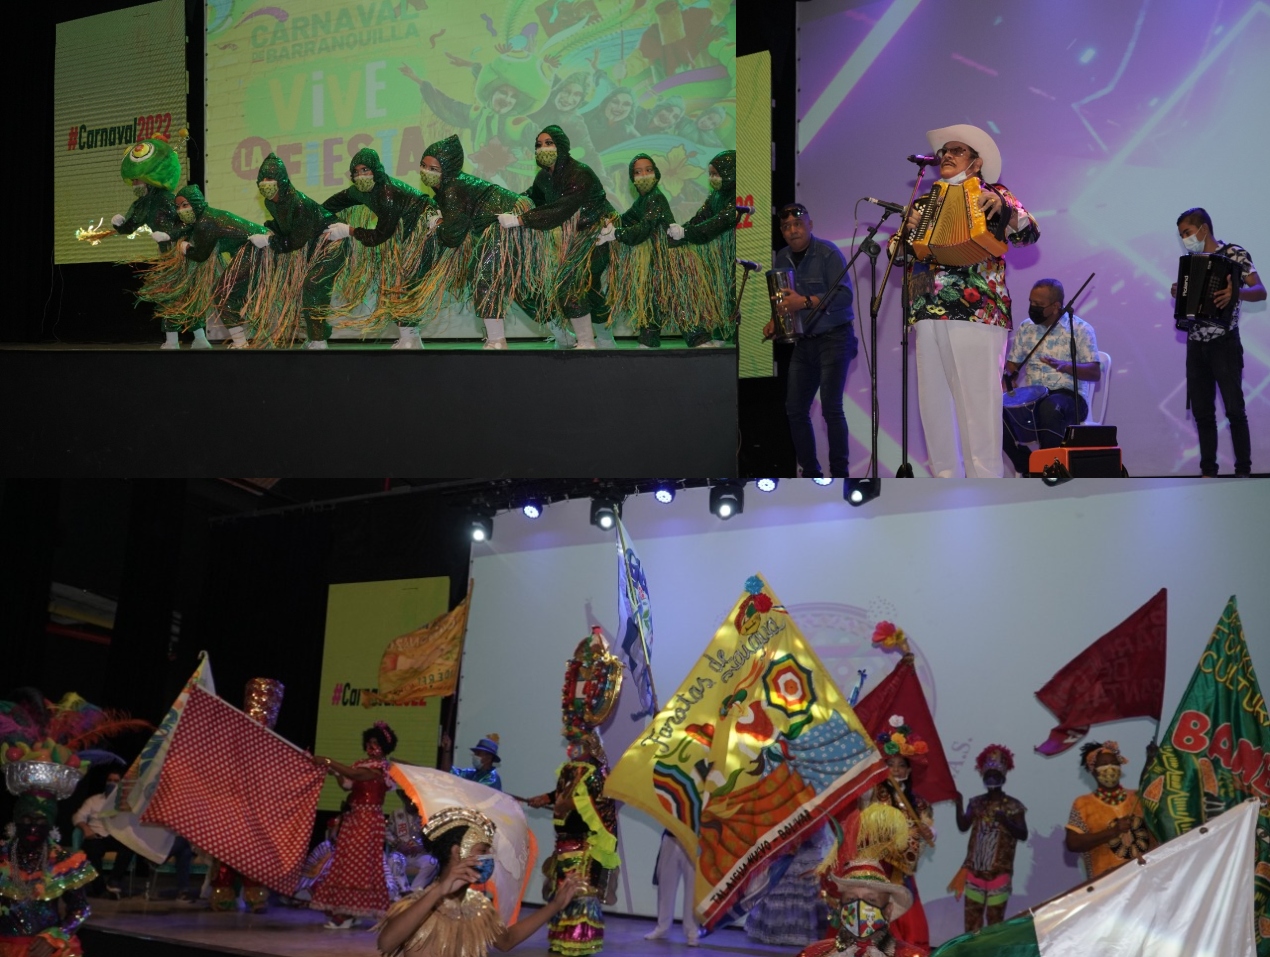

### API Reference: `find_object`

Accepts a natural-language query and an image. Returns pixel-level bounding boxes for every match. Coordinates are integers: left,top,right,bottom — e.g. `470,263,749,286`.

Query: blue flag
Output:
616,517,657,720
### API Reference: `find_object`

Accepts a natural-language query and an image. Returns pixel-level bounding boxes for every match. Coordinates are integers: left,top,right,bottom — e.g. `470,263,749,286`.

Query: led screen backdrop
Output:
205,0,735,333
794,0,1270,476
736,51,770,377
54,0,188,264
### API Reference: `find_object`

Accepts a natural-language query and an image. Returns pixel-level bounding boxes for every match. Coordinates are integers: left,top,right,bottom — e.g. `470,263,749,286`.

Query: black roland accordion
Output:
1174,253,1241,332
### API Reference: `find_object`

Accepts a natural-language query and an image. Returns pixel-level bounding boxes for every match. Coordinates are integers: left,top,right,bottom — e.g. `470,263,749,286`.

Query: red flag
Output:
853,655,958,803
142,686,326,895
1033,588,1167,756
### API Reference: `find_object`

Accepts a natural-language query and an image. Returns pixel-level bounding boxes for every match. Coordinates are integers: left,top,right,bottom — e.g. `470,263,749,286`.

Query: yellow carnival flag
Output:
370,581,473,706
605,573,887,926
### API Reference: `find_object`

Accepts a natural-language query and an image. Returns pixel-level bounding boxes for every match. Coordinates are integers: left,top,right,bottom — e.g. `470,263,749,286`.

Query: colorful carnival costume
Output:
669,149,738,346
134,185,262,350
865,720,934,952
744,825,832,946
1065,741,1153,882
804,805,926,957
948,745,1027,934
527,629,623,955
210,678,285,912
406,135,542,350
244,153,345,349
608,154,708,349
505,125,618,350
311,722,398,926
110,135,198,349
0,691,149,957
321,147,439,348
451,734,503,790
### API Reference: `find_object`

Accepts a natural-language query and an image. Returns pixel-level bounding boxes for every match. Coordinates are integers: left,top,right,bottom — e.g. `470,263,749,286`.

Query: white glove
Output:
249,233,271,249
596,223,617,246
667,223,685,241
151,231,171,243
324,222,351,241
111,214,126,228
426,211,443,230
498,213,521,229
178,240,192,257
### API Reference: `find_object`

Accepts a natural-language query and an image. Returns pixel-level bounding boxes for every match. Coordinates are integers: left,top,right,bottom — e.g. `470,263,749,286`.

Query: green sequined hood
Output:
540,124,571,164
423,135,465,183
627,153,661,184
711,150,736,185
257,153,292,188
177,183,208,218
349,147,388,187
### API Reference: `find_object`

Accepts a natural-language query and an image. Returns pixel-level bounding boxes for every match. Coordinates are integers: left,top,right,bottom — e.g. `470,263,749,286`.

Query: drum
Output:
1003,384,1048,444
766,268,803,343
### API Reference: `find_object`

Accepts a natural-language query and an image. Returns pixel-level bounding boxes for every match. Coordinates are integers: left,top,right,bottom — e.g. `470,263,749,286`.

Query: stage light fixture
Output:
755,478,778,493
590,497,621,530
812,477,835,486
469,513,493,542
654,484,676,504
521,499,544,519
844,478,881,507
709,482,744,520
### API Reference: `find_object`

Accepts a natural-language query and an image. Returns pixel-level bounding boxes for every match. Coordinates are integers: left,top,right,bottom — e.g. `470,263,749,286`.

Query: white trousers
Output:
653,832,697,933
915,320,1008,478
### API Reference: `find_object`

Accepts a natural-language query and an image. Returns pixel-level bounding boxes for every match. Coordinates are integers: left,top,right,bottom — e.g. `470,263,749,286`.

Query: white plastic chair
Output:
1081,351,1112,425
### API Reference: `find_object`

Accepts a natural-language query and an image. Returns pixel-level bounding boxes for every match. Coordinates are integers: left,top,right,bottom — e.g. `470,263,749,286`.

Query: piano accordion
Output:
909,177,1008,267
1174,253,1241,332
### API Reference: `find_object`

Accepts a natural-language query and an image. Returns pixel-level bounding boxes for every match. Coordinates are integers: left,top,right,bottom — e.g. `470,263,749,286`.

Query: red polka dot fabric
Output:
142,685,326,896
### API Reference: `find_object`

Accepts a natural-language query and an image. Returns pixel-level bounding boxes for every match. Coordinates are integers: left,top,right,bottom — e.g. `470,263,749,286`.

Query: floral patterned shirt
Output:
1187,241,1257,342
1007,315,1098,394
905,182,1039,329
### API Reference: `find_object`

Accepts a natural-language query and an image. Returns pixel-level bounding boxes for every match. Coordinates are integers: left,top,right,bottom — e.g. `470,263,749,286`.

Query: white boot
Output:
160,331,180,350
549,320,576,350
190,328,212,350
304,339,329,350
391,325,422,349
482,318,507,350
593,322,616,349
227,326,249,349
570,314,597,349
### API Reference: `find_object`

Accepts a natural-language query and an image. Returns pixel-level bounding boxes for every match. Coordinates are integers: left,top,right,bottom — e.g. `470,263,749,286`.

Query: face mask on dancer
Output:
420,168,442,189
1095,765,1123,788
178,206,196,224
1182,231,1206,254
708,173,723,191
472,855,496,883
353,173,375,193
840,899,888,940
258,180,278,200
133,183,149,198
633,174,656,194
535,147,558,169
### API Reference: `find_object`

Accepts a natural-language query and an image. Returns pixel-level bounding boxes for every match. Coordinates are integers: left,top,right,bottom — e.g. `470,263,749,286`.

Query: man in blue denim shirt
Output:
767,203,859,477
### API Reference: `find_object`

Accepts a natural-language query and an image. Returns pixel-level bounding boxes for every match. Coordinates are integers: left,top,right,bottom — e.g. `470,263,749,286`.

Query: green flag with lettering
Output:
1140,596,1270,955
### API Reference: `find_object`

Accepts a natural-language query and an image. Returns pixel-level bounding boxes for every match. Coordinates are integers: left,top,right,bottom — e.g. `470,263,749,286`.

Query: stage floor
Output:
82,899,787,957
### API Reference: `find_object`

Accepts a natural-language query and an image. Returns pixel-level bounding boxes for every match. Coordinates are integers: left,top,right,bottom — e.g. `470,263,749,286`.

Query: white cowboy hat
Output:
926,124,1001,184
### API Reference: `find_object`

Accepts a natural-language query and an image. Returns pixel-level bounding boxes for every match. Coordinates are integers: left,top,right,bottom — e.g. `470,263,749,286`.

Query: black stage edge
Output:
81,926,229,957
0,349,737,475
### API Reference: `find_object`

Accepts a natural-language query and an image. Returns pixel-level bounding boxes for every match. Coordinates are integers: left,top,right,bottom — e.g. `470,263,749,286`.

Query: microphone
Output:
865,197,906,215
735,204,754,214
735,258,761,271
907,153,938,165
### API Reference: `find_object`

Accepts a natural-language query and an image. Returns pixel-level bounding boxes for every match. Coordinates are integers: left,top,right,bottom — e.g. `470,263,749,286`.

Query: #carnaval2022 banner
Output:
606,573,887,926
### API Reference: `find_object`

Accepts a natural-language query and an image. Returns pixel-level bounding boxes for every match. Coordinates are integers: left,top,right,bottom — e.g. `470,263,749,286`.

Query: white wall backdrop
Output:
457,479,1270,945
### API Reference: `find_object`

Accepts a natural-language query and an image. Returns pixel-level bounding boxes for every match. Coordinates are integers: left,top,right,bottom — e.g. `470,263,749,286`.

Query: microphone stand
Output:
790,209,898,477
873,164,933,477
862,238,882,483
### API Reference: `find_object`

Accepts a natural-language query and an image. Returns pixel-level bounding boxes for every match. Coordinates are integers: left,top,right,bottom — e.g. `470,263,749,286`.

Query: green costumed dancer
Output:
669,149,738,347
110,135,198,349
243,154,347,349
501,125,618,350
408,134,548,350
321,147,439,349
609,154,710,349
137,185,264,350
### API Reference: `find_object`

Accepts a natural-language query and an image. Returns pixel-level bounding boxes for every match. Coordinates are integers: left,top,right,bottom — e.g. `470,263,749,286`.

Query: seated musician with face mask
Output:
1001,278,1100,475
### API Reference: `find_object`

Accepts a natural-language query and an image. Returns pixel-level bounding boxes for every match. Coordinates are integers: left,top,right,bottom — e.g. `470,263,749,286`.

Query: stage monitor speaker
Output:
1029,446,1124,478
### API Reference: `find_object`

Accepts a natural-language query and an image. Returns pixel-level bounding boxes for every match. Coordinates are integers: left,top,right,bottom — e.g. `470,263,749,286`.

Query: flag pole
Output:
616,518,659,714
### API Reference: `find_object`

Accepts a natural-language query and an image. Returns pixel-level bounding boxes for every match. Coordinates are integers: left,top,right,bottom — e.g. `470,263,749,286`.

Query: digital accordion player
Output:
908,177,1008,267
1174,253,1241,332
